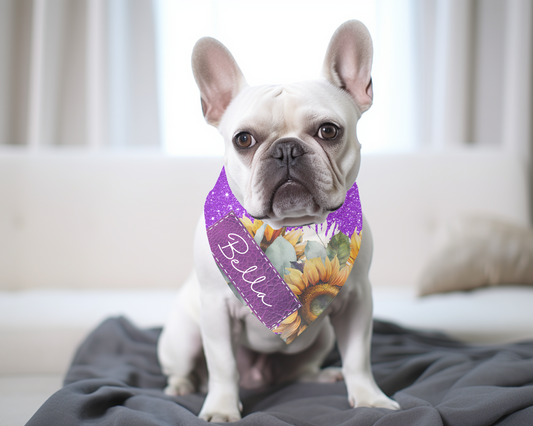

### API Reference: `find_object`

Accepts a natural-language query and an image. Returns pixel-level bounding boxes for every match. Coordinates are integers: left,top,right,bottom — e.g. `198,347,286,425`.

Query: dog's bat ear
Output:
322,20,373,114
192,37,248,127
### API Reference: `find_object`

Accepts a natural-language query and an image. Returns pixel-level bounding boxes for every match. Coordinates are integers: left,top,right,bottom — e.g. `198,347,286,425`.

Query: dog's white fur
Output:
158,20,400,422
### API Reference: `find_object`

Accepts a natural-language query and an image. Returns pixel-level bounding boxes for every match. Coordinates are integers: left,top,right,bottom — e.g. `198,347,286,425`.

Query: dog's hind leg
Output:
259,318,338,385
292,318,341,383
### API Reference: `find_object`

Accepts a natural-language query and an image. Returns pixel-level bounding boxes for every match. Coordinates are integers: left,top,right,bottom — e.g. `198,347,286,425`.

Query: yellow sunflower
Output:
283,229,306,258
240,214,285,251
263,226,283,243
347,228,363,266
272,310,306,343
273,228,363,344
240,215,264,237
273,255,350,343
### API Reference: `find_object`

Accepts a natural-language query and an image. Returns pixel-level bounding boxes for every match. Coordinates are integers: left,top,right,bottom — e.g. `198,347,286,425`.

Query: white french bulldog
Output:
158,20,400,422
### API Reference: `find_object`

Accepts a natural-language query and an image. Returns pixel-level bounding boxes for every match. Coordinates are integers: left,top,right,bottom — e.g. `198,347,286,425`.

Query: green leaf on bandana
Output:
254,223,266,247
265,236,297,277
326,232,351,266
304,241,327,263
217,265,246,305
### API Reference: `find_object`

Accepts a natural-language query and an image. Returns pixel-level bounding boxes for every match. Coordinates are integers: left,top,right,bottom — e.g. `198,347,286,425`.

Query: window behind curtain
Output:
156,0,418,156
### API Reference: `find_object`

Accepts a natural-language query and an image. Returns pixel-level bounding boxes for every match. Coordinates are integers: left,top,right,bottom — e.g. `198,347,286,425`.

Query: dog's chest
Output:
225,292,331,354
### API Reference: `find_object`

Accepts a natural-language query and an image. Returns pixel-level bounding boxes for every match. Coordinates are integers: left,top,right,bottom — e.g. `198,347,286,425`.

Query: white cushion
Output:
418,216,533,296
373,286,533,344
0,289,176,374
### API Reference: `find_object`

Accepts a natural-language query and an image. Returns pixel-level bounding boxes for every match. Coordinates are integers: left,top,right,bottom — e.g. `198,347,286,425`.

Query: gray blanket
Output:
26,317,533,425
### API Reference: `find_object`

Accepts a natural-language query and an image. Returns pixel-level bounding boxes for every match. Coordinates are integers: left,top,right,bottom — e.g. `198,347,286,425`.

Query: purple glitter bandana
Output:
205,168,363,344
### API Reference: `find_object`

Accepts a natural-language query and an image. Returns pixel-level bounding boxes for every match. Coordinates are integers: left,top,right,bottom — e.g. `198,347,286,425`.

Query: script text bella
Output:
218,233,272,307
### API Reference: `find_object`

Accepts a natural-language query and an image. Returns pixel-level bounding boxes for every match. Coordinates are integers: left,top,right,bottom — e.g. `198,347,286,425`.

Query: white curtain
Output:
415,0,532,160
1,0,530,154
0,0,161,148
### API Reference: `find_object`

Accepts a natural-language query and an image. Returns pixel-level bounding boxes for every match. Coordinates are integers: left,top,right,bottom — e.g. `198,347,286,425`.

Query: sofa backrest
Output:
358,150,529,288
0,150,528,290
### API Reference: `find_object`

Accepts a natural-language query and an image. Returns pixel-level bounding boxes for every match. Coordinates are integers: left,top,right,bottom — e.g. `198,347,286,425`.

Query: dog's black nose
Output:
272,139,305,165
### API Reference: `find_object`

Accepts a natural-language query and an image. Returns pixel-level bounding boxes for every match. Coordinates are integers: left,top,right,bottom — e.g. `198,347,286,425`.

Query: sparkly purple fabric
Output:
204,168,362,236
204,168,250,227
322,178,363,237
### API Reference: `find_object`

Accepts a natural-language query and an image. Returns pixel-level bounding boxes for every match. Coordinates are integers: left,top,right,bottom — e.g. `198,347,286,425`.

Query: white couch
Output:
1,149,531,425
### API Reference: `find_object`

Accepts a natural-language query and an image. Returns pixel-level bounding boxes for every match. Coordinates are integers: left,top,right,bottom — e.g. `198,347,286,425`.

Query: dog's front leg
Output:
330,221,400,410
198,294,242,422
331,279,399,410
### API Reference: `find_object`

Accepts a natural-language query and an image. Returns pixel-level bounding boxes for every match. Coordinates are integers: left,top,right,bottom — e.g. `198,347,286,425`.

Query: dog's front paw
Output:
199,410,241,423
164,375,195,396
199,393,242,423
347,380,400,410
349,393,400,410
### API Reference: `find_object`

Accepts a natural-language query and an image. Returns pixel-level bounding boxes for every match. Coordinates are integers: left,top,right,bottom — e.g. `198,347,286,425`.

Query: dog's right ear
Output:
192,37,247,127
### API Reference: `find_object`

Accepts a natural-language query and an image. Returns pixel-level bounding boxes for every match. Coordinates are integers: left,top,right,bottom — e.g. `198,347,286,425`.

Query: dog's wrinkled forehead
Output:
218,80,360,142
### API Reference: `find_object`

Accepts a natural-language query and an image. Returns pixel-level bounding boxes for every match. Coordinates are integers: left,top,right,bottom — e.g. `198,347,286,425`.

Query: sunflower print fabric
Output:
240,215,362,344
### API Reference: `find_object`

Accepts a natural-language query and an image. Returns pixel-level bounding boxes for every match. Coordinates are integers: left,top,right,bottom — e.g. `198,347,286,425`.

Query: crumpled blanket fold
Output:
26,317,533,426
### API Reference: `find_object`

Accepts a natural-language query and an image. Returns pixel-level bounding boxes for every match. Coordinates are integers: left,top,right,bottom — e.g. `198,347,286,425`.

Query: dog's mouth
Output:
249,179,317,221
326,202,344,212
248,176,346,229
269,179,319,218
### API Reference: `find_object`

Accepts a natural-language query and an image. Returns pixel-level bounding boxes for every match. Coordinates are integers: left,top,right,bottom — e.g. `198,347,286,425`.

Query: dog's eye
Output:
317,123,340,140
234,132,256,148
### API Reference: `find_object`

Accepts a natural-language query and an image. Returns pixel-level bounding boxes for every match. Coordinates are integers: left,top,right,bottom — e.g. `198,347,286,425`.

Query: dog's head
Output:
193,20,373,229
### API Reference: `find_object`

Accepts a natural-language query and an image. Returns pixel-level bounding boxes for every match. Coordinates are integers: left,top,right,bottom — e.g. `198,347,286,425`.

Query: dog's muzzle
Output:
263,138,320,218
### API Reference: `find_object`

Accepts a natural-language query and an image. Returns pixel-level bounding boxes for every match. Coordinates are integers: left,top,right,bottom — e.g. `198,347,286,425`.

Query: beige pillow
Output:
418,216,533,296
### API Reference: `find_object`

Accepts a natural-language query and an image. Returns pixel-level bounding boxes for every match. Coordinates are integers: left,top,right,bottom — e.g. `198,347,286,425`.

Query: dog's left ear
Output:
322,20,373,113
